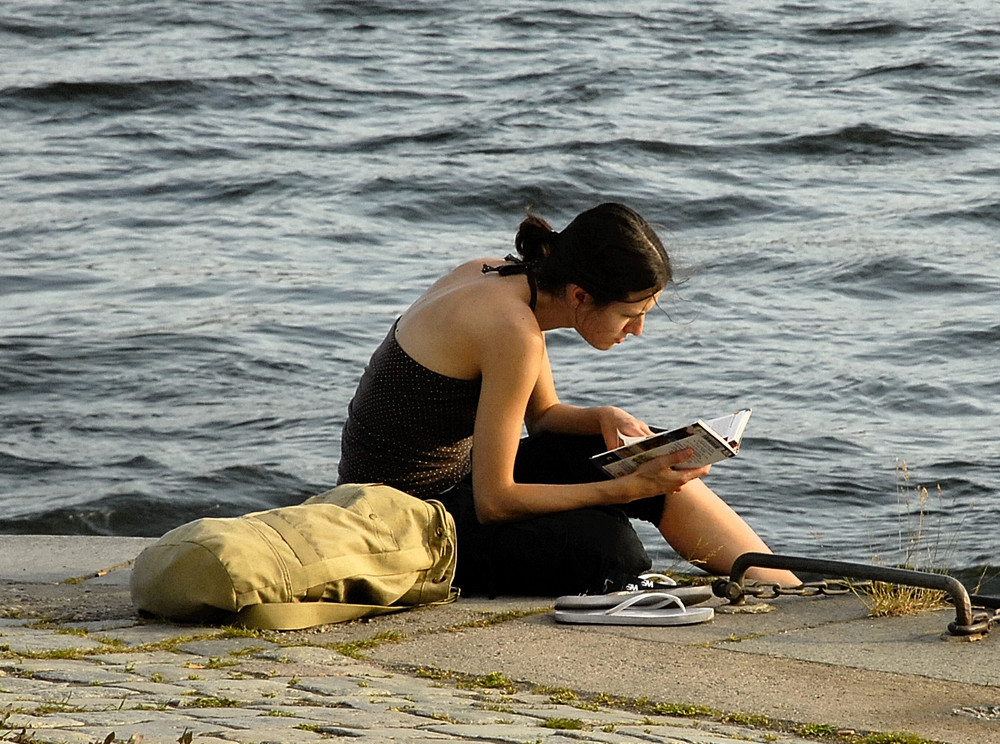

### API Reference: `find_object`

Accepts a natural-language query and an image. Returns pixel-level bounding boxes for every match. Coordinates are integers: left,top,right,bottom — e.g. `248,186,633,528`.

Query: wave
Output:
706,247,997,304
803,18,928,41
0,16,87,40
0,74,283,117
847,60,953,81
0,450,81,476
823,254,996,298
0,270,104,296
0,461,320,537
671,193,794,227
504,124,981,170
924,199,1000,226
3,78,204,113
760,123,976,158
316,1,444,20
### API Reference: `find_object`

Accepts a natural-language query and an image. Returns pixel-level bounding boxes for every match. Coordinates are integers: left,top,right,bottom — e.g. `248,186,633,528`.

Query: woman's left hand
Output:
594,406,653,450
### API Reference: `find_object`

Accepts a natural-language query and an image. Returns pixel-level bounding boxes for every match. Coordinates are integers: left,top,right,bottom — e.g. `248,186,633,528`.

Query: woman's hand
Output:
593,406,653,450
592,407,711,500
627,448,712,500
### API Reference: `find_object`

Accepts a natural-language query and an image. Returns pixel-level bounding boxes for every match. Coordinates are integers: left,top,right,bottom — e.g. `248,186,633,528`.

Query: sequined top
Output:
337,320,482,497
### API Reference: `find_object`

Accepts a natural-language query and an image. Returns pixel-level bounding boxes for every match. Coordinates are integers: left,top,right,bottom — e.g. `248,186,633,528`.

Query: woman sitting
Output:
338,202,797,596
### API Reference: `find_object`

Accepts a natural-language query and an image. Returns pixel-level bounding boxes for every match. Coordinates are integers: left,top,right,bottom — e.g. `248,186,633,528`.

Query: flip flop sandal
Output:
554,584,715,611
554,591,714,626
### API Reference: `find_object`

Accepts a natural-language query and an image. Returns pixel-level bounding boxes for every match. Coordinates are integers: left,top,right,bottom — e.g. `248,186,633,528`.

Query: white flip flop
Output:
554,591,714,626
554,584,715,612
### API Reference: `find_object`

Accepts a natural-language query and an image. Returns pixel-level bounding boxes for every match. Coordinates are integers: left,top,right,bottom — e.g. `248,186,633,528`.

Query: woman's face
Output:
575,289,661,350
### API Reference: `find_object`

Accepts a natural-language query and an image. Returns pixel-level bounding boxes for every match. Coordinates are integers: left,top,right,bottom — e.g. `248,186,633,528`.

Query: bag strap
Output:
233,588,460,630
233,600,402,630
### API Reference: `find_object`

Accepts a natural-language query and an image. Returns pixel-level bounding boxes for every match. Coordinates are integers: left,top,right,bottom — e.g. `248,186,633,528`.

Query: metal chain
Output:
740,578,867,599
968,594,1000,631
736,580,1000,633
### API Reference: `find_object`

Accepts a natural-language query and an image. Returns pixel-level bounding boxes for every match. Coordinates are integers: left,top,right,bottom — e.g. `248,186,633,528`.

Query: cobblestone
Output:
0,616,813,744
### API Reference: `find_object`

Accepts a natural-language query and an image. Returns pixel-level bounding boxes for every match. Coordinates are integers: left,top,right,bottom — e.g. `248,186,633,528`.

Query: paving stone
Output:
15,730,103,744
423,722,574,742
173,636,283,659
118,664,223,687
0,677,52,695
28,665,143,686
169,706,271,726
88,649,189,667
63,618,141,633
0,711,87,731
259,703,417,729
7,658,91,677
290,674,406,698
73,721,222,744
94,624,226,648
0,628,112,654
400,703,543,727
110,678,204,697
172,676,299,707
311,725,461,741
253,643,364,667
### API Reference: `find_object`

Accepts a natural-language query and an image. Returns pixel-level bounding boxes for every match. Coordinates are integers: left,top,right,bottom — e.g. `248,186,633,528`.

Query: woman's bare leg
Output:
658,478,799,585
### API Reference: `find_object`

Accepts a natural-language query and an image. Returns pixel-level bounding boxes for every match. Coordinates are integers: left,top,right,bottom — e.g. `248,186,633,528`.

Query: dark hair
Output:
513,203,671,306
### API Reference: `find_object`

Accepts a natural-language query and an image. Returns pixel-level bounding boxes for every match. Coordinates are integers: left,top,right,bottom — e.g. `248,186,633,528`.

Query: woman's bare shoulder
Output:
395,259,540,378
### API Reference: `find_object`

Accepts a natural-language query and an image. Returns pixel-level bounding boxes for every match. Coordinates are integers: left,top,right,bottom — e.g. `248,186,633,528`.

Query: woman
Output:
338,203,797,596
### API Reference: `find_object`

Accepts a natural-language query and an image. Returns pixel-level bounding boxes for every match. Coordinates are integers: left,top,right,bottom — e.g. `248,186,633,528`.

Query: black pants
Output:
435,433,666,597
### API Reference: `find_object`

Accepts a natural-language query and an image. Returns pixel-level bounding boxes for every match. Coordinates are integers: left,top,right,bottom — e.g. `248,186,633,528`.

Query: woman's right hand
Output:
627,448,711,500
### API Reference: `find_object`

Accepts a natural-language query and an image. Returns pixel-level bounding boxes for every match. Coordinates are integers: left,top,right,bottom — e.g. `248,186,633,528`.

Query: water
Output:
2,1,998,587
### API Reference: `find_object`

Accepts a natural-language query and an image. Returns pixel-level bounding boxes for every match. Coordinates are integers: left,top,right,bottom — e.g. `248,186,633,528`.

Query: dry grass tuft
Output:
863,580,949,618
859,461,952,617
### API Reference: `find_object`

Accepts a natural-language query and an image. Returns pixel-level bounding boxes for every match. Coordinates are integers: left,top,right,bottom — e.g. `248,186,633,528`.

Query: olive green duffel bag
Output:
130,483,457,630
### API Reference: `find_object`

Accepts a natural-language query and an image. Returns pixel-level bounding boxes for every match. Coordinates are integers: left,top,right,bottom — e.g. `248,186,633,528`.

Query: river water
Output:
2,0,998,587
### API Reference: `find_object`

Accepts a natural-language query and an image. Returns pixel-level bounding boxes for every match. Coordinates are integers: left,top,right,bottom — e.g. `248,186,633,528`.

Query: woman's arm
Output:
470,322,707,523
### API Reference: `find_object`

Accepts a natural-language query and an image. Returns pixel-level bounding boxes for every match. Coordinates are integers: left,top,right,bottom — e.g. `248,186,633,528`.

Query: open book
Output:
590,409,752,478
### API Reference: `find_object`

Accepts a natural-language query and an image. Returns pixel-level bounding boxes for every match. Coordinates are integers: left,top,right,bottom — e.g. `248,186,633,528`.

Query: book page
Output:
703,408,752,446
617,429,653,447
619,409,750,448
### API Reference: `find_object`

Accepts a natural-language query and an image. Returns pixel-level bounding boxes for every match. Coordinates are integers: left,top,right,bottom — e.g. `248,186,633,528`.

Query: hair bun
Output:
515,214,558,263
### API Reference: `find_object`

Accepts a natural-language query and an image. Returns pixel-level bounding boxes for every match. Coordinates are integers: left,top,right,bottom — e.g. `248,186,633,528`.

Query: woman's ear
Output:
566,284,592,309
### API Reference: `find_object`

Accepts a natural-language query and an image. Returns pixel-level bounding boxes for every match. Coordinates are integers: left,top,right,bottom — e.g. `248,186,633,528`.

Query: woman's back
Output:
338,257,538,496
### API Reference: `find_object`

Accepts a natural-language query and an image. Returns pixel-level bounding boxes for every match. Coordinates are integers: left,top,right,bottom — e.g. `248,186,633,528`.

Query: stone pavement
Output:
1,535,998,744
